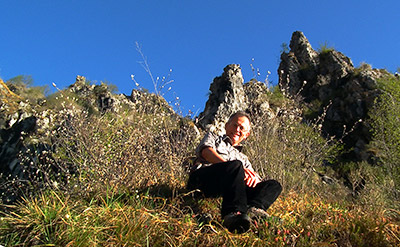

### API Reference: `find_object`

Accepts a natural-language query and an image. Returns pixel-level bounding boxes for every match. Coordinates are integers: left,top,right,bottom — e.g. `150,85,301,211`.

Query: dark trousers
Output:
187,160,282,217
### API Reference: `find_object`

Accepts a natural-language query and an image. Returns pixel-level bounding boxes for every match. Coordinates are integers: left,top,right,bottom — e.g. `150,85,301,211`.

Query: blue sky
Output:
1,1,399,115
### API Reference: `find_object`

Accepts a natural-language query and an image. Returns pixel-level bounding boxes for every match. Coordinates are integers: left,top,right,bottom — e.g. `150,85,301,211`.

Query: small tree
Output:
368,75,400,201
6,75,47,103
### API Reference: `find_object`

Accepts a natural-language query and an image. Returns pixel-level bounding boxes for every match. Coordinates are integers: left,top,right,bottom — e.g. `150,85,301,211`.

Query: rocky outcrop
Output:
0,75,181,203
197,65,280,134
68,75,174,115
279,32,355,101
0,102,60,203
278,31,392,161
244,80,276,122
0,115,37,176
130,89,175,115
198,64,249,134
69,76,122,113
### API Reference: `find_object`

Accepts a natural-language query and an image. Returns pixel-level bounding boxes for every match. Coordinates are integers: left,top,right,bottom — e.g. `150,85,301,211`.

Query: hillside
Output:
0,31,399,246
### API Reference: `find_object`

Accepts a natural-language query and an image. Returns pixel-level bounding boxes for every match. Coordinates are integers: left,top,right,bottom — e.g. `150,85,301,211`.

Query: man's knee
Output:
225,160,245,176
269,180,282,194
258,179,282,193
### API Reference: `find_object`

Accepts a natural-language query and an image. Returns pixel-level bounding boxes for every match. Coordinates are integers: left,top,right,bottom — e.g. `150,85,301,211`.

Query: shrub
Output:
317,41,335,54
245,95,344,195
0,78,22,126
368,75,400,205
6,75,47,104
52,106,197,198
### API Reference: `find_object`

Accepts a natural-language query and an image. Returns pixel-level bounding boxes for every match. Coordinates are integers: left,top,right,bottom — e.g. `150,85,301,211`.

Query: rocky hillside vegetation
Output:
279,31,400,194
0,31,399,246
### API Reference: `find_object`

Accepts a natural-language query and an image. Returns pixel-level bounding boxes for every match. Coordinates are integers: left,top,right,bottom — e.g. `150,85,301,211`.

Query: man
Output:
187,111,282,233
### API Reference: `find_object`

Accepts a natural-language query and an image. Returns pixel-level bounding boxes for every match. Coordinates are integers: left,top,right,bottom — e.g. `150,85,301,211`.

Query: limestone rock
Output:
244,80,275,121
198,64,248,134
130,89,175,116
290,31,319,66
278,31,319,96
68,75,95,95
197,65,290,133
278,31,393,161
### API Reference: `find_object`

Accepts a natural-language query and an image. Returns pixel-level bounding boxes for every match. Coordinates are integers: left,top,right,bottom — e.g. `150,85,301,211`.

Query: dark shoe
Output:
247,206,270,219
222,212,251,234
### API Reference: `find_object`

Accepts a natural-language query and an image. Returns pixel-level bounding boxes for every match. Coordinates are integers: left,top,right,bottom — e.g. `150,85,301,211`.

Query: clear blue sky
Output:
1,1,399,115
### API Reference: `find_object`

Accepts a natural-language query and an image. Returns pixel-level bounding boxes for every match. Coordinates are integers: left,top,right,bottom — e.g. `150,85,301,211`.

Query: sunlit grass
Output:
1,189,398,246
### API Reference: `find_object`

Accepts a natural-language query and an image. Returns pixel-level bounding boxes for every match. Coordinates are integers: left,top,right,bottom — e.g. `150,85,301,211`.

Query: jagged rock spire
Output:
198,64,248,134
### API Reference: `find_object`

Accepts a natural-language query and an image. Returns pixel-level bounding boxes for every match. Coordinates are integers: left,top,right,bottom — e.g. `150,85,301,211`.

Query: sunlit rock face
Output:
198,64,249,135
279,31,392,161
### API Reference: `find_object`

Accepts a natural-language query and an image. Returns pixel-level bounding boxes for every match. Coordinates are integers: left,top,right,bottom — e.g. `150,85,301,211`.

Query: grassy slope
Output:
0,79,399,246
1,189,398,246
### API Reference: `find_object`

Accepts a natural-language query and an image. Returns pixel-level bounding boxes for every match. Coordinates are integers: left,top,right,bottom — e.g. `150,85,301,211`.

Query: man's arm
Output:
201,147,226,164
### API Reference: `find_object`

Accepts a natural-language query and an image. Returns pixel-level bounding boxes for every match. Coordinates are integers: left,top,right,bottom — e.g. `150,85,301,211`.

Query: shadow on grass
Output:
142,183,218,226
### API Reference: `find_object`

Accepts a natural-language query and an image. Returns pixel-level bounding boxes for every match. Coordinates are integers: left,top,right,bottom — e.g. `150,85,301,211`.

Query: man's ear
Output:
244,131,250,139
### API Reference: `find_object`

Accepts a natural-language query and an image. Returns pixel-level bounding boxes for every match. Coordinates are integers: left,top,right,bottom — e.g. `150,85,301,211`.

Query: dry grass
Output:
1,188,398,246
51,108,196,196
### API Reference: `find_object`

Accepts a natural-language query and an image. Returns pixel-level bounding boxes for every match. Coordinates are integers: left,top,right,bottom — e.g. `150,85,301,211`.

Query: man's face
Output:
225,115,251,146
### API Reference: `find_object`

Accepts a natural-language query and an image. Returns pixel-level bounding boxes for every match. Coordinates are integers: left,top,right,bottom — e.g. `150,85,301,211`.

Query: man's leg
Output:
187,160,248,216
246,179,282,211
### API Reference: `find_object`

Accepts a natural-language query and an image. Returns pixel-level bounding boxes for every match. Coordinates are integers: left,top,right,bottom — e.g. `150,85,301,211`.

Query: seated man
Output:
187,111,282,233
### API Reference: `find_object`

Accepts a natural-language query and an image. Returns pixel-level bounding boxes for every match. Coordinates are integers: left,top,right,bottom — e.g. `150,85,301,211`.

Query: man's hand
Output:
244,168,261,187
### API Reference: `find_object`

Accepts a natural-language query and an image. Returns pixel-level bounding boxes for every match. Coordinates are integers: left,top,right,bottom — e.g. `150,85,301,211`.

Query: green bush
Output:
368,76,400,204
317,41,335,54
6,75,47,104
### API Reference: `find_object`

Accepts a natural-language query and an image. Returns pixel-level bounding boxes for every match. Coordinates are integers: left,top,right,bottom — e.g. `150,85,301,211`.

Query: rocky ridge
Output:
0,75,178,203
278,31,395,161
